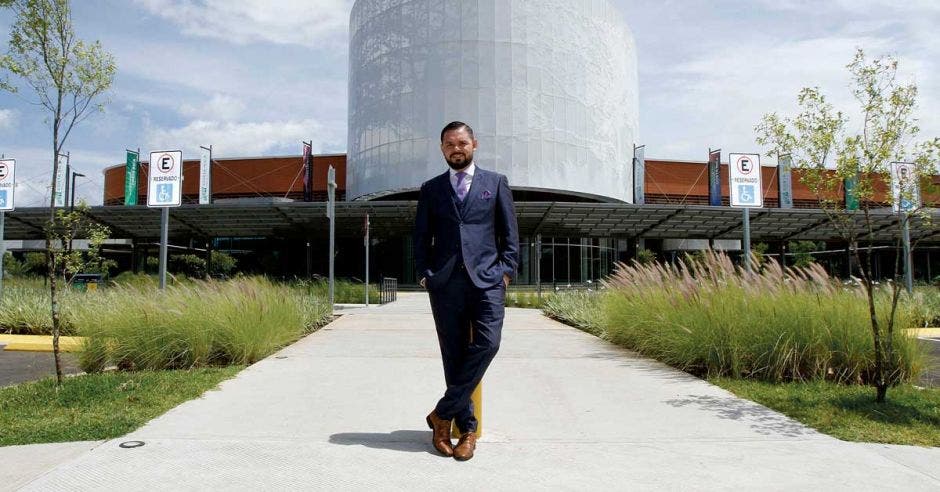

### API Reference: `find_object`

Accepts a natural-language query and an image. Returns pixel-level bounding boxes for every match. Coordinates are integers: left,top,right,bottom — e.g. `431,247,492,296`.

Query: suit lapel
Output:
438,171,460,219
458,167,479,217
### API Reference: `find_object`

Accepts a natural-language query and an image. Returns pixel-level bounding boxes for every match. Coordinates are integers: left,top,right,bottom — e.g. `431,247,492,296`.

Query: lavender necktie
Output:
454,171,469,201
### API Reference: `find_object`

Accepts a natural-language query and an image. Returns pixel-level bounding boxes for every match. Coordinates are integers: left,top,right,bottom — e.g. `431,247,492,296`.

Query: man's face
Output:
441,127,477,171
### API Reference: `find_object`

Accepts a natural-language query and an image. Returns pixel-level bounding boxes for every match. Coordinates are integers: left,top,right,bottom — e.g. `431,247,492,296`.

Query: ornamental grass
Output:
0,278,78,335
76,277,331,372
600,251,925,384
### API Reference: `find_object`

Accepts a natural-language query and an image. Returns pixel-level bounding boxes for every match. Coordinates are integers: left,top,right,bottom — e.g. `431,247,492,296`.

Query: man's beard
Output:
446,152,473,170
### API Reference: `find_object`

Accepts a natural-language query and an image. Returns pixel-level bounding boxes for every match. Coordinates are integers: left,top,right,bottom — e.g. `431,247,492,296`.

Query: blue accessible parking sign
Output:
737,185,755,205
156,183,174,204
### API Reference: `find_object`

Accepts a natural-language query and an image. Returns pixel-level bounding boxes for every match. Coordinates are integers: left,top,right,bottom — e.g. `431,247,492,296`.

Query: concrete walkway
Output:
10,292,940,490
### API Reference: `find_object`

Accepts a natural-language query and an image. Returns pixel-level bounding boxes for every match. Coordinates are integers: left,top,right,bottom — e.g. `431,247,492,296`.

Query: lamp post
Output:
69,171,85,210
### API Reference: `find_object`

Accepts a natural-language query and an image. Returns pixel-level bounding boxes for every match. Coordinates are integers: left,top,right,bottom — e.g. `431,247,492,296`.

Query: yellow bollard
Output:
451,382,482,439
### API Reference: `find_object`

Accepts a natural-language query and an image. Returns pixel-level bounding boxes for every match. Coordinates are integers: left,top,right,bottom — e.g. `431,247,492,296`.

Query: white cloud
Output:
178,94,247,121
105,38,347,125
635,20,939,161
145,118,326,157
0,109,17,131
133,0,352,48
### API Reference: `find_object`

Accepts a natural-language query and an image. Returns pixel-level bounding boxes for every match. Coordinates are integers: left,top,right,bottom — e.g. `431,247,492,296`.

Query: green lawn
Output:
712,378,940,447
0,367,242,446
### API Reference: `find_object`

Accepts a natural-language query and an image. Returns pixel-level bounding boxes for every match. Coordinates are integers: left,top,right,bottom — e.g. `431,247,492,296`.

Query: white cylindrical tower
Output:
348,0,639,202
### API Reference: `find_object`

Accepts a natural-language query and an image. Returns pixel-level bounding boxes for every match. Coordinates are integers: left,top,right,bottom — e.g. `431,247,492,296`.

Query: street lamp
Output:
70,171,85,210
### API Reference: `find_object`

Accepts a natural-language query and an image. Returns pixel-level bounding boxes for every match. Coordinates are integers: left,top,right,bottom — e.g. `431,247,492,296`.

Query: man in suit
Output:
414,121,519,461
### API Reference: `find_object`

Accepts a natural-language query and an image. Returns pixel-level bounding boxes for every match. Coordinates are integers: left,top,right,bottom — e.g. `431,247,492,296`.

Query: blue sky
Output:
1,0,938,206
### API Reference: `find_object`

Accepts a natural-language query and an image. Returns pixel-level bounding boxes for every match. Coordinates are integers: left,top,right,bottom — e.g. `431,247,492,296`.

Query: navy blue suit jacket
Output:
414,167,520,290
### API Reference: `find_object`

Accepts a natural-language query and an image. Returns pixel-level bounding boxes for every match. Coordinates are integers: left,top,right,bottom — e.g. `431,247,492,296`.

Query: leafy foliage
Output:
755,49,939,402
45,202,112,282
0,0,115,385
788,240,823,269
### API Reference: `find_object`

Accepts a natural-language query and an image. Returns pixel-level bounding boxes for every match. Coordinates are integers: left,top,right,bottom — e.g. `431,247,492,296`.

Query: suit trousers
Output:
428,265,505,433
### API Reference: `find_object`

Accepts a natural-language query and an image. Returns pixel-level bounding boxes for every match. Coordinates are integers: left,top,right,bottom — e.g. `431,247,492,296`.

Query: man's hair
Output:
440,121,474,142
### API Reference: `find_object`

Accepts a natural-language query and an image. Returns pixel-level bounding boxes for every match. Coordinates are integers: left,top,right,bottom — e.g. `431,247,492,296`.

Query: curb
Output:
0,335,84,352
910,328,940,339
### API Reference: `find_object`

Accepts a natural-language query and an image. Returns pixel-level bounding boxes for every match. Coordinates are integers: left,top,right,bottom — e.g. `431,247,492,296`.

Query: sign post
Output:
0,159,15,300
327,165,336,310
364,213,370,307
728,153,763,273
148,150,183,290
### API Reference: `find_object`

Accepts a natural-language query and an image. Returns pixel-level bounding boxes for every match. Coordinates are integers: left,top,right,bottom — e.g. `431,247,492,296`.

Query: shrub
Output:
635,249,655,265
210,251,237,276
600,251,924,385
169,254,206,277
788,241,822,269
3,252,28,277
24,252,47,276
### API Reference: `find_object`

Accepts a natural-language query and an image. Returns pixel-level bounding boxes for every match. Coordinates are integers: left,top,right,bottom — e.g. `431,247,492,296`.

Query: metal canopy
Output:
3,202,938,243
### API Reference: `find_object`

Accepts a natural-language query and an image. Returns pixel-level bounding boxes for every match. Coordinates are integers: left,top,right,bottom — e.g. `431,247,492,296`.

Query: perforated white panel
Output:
347,0,639,202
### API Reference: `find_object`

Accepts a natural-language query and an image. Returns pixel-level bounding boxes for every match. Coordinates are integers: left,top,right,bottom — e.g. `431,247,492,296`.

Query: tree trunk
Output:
857,246,887,404
47,237,63,385
49,129,62,385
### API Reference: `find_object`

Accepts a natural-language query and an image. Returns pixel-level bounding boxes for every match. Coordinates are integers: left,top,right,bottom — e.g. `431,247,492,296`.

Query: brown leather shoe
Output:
453,432,477,461
425,411,454,457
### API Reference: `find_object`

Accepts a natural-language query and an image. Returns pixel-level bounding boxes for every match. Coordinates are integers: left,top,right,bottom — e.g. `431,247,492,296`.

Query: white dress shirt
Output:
449,162,475,192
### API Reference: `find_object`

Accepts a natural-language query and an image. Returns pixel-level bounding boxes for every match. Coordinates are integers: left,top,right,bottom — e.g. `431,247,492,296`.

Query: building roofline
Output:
101,153,347,174
646,157,776,167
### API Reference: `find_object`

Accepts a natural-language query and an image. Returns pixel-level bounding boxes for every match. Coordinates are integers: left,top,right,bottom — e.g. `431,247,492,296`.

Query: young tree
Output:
48,202,112,283
0,0,115,384
756,49,939,402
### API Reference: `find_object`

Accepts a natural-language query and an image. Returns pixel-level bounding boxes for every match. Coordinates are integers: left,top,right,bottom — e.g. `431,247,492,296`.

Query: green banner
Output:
124,150,139,205
844,175,859,211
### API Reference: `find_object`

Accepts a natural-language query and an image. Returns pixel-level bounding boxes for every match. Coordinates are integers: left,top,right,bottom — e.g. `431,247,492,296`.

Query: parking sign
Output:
890,162,919,213
148,151,183,207
728,153,763,208
0,159,15,211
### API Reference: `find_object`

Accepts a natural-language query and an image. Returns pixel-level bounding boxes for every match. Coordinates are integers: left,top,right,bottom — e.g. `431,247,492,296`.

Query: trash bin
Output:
72,273,103,292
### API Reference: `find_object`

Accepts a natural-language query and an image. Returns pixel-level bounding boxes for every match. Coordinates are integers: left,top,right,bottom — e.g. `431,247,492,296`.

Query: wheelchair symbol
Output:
157,183,173,204
738,185,755,204
0,190,6,207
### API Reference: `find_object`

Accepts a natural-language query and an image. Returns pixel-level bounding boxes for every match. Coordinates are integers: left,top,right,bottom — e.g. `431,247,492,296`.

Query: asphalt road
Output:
0,349,82,388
